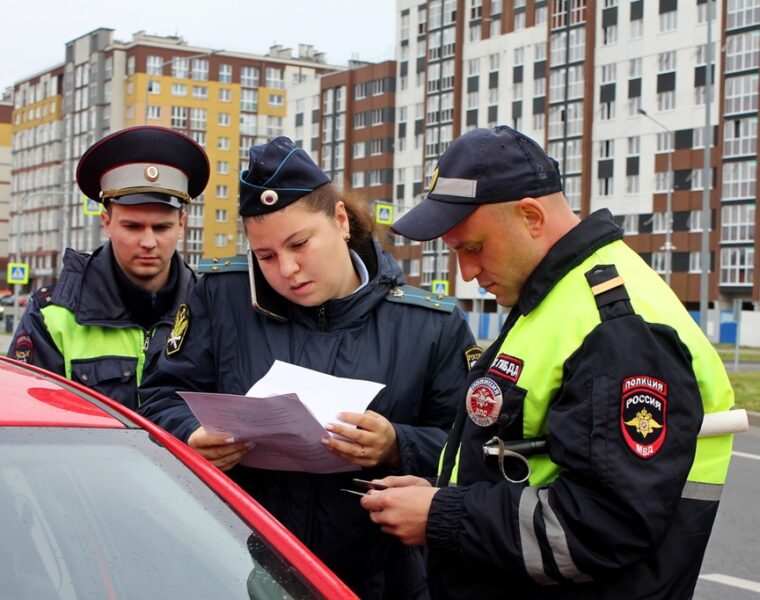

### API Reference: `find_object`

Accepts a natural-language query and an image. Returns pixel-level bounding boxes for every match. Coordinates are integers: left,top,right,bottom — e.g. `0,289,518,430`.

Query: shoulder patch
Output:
32,285,55,306
385,284,457,313
620,375,667,459
464,345,483,371
12,334,33,363
198,256,248,274
166,304,190,356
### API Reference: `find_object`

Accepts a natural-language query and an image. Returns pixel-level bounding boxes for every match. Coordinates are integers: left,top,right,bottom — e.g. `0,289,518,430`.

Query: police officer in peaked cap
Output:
9,126,209,411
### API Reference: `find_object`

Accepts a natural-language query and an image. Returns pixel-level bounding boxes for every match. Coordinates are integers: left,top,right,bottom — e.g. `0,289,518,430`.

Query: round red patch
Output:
466,377,503,427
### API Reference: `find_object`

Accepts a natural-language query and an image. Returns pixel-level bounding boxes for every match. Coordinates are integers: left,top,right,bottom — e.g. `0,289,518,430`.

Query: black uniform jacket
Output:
427,211,720,599
138,243,476,598
7,244,196,410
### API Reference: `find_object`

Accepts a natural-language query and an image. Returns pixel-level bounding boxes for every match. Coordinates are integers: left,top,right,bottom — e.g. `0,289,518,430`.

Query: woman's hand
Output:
322,410,402,469
187,426,253,472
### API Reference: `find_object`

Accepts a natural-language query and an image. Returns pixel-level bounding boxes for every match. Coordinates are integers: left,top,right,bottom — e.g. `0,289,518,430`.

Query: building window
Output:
241,66,259,88
215,209,228,223
219,63,232,83
659,10,677,32
603,24,617,45
720,247,754,285
241,89,258,112
216,161,229,175
724,117,758,157
630,18,643,38
190,108,206,130
192,85,208,99
722,160,756,201
171,83,187,97
657,90,675,111
218,112,231,126
265,67,284,89
146,105,161,120
727,0,760,30
269,93,283,107
146,55,163,75
172,57,189,79
622,214,639,235
724,73,759,115
216,184,228,198
626,175,640,194
217,136,230,151
191,59,209,81
219,88,231,102
266,116,283,137
171,106,188,128
214,234,228,248
598,177,613,196
722,203,755,243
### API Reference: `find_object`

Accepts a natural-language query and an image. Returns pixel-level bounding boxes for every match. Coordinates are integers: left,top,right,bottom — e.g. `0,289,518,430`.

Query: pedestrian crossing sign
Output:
7,262,29,285
83,196,102,216
431,280,449,296
375,203,394,226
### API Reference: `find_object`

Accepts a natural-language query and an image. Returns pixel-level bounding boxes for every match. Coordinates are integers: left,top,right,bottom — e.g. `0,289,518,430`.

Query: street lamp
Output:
144,49,223,124
638,108,674,286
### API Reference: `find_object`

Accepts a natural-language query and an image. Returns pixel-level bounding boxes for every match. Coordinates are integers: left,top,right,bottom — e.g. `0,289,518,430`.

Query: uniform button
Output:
123,370,131,377
81,374,89,382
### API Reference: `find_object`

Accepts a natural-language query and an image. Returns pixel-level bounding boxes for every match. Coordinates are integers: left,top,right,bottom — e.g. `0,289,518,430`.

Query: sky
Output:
1,0,397,89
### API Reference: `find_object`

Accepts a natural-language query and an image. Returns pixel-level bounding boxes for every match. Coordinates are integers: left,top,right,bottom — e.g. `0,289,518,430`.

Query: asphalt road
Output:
694,423,760,599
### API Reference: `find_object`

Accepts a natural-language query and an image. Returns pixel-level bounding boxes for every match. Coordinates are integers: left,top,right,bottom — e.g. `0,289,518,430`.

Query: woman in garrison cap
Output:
139,137,478,598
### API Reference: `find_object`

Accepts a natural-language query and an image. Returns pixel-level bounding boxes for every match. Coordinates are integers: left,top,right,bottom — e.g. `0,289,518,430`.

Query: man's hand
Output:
187,426,253,471
322,410,402,469
360,478,438,546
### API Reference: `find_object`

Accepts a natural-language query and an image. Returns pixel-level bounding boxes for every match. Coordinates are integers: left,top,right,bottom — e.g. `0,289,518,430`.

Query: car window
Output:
0,428,319,600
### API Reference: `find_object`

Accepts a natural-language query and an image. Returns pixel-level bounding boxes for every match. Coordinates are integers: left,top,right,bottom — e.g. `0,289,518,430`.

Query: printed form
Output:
179,361,384,473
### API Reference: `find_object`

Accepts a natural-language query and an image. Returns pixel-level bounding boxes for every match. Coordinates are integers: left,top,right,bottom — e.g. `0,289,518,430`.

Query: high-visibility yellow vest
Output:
446,240,734,489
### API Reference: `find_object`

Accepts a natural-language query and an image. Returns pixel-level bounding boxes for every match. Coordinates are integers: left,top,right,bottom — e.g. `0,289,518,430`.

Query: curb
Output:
747,411,760,429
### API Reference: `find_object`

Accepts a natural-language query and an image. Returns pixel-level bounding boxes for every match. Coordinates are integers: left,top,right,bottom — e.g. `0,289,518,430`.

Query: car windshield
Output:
0,427,318,600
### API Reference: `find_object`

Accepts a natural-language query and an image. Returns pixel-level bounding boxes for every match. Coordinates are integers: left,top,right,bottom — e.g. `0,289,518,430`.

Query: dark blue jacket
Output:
138,243,476,598
7,244,195,410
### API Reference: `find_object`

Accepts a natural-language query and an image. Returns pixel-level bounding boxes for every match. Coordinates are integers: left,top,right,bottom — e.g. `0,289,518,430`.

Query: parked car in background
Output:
0,357,357,599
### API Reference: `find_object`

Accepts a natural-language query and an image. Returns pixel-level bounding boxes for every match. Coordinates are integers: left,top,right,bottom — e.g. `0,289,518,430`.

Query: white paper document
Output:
179,361,385,474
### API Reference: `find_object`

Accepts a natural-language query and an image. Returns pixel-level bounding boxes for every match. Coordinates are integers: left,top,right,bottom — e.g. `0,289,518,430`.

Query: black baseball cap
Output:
77,126,210,208
391,125,562,241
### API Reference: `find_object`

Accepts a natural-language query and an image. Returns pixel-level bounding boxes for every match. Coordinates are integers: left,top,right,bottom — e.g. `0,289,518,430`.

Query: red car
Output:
0,356,357,599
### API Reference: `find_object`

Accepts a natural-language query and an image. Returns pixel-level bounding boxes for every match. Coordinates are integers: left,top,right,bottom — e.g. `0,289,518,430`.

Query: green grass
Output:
726,370,760,413
714,343,760,363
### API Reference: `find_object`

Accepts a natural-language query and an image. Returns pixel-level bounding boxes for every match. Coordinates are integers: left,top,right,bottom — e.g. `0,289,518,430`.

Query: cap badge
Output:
429,167,439,193
260,190,279,206
144,165,160,182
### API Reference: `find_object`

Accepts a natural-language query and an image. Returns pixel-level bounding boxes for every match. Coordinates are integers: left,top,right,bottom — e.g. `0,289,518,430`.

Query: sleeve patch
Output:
166,304,190,356
13,334,33,363
464,345,483,371
620,375,667,459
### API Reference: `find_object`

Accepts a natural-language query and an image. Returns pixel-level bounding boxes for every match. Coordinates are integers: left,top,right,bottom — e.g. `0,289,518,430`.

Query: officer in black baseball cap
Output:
392,124,562,241
8,125,208,411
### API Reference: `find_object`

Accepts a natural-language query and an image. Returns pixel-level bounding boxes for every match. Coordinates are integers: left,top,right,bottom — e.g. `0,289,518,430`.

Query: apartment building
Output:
0,95,11,287
9,28,337,289
392,0,759,319
284,60,399,255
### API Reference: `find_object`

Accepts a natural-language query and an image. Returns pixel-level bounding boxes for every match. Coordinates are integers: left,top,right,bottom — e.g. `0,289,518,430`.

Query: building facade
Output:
392,0,759,318
8,29,337,288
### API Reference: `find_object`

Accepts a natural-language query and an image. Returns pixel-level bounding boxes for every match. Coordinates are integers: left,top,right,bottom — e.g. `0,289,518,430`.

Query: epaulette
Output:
384,284,457,313
32,284,56,306
198,256,248,274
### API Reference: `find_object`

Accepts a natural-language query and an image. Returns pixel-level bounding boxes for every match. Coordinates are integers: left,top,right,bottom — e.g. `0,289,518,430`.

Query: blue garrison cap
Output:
239,136,331,217
392,125,562,241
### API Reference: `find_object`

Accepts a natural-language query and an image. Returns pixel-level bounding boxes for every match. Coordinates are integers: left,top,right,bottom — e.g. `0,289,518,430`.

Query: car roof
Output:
0,358,126,428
